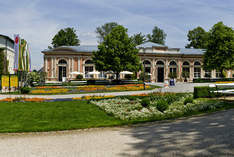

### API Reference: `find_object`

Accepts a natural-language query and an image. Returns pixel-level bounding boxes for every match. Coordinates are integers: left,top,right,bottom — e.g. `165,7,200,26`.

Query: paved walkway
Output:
0,83,209,99
0,108,233,157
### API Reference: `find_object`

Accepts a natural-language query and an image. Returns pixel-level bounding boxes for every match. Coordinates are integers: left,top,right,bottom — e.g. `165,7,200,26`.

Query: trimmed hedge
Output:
193,78,234,83
193,86,216,98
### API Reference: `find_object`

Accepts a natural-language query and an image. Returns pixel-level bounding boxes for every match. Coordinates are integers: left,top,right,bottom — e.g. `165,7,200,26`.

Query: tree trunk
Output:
116,72,120,84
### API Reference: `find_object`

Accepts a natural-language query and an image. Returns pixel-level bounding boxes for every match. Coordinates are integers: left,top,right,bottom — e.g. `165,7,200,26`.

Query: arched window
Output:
182,61,190,79
143,60,151,65
143,60,151,73
156,61,164,65
194,61,201,78
58,59,67,65
85,60,93,64
169,61,177,66
85,60,94,78
169,61,177,78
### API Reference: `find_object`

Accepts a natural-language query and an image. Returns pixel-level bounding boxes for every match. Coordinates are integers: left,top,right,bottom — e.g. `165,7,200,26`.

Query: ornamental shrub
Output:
184,97,193,105
193,86,215,98
156,99,168,112
76,74,83,80
20,87,31,94
141,98,150,107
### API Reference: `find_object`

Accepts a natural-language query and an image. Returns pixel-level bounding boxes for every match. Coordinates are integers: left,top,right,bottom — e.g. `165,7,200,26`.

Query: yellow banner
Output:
10,75,18,88
1,75,9,87
1,75,19,89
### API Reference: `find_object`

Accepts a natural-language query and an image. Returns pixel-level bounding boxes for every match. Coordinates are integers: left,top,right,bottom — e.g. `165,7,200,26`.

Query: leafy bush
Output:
124,74,132,80
76,74,83,80
193,86,215,98
20,87,31,94
184,97,193,105
141,98,150,107
156,99,168,112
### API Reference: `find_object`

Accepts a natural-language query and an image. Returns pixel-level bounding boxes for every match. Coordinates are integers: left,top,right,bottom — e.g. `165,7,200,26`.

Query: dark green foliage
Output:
76,74,83,80
51,27,80,48
184,97,193,105
131,33,146,45
124,74,132,80
147,26,167,45
156,99,168,112
193,78,234,83
141,98,150,107
92,25,141,80
168,72,177,79
203,22,234,71
186,26,208,49
193,86,215,98
20,87,31,94
139,73,151,81
96,22,119,42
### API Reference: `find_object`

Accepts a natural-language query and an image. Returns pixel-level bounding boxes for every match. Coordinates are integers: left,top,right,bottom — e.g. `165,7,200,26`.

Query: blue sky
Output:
0,0,234,69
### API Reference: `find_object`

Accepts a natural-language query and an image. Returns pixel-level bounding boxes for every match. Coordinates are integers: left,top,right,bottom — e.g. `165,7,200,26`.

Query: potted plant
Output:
182,71,189,82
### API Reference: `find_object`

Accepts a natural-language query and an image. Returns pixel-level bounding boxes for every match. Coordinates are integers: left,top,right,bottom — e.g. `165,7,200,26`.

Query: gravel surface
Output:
0,109,234,157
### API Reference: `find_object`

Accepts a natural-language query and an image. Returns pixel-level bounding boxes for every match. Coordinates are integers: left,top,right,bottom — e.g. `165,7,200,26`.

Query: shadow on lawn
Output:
119,108,234,157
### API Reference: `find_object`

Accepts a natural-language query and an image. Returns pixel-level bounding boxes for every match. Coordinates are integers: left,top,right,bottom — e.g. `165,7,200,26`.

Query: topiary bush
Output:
20,87,31,94
184,97,193,105
76,74,83,80
156,99,168,112
193,86,215,98
141,98,150,107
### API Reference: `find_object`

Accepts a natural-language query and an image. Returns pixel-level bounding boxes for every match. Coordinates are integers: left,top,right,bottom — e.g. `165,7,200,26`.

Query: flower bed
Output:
91,93,228,121
30,84,154,94
0,97,50,102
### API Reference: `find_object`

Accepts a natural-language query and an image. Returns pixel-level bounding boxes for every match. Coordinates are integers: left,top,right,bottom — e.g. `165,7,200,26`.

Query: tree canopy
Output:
186,26,208,49
147,26,167,45
131,33,146,45
95,22,119,42
92,25,141,80
203,22,234,71
50,27,80,48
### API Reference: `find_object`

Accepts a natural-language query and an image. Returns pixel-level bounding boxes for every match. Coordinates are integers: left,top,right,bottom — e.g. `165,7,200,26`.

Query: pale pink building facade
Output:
42,42,233,83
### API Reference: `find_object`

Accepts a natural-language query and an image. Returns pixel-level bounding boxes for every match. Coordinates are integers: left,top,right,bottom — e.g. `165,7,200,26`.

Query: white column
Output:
78,57,80,72
44,57,47,73
51,57,54,78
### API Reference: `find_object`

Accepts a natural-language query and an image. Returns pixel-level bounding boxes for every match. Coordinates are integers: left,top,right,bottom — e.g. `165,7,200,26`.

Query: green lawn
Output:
0,98,233,133
0,101,123,133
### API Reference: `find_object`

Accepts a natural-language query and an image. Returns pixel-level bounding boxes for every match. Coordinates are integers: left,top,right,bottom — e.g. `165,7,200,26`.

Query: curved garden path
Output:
0,83,209,100
0,107,233,157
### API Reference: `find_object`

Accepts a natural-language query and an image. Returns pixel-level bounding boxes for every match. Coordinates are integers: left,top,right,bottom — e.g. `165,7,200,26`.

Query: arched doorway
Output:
84,60,94,78
58,59,67,82
156,61,164,82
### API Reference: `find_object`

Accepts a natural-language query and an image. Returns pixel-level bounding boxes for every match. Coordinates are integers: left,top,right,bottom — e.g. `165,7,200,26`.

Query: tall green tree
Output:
92,25,141,80
186,26,208,48
147,26,167,45
50,27,80,48
203,22,234,71
131,33,146,45
95,22,119,42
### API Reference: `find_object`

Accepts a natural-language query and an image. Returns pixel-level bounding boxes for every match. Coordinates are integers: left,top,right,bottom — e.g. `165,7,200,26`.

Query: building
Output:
0,34,15,74
42,42,233,83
